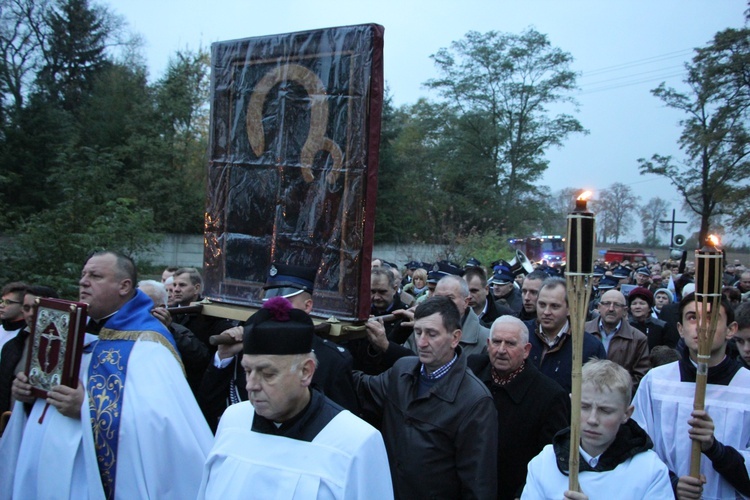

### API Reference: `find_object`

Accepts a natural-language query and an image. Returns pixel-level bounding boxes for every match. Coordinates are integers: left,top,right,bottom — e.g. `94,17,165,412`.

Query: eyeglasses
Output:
599,301,626,309
0,299,21,306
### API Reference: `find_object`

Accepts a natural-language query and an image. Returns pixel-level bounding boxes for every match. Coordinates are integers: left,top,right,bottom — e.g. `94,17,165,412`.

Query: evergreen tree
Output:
37,0,109,113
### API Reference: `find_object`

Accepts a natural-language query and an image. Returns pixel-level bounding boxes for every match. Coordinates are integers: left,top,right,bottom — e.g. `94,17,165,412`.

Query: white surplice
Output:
632,361,750,500
199,401,394,500
521,442,673,499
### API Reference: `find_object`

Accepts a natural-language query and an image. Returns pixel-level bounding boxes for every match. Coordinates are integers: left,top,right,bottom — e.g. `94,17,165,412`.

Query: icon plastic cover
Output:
203,24,384,321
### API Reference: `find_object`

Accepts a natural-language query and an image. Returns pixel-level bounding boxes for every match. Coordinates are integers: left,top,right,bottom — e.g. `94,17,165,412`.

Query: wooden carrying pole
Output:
690,244,723,478
565,193,595,492
566,274,593,492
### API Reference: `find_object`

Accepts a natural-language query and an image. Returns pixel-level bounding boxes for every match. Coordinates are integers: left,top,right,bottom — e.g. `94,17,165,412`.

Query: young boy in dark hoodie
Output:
522,359,672,499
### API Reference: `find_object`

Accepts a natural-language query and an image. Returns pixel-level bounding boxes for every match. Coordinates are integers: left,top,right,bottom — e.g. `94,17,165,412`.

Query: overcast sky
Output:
107,0,747,244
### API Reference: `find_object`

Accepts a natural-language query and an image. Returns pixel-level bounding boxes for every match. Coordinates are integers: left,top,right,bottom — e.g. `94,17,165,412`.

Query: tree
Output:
638,28,750,244
0,91,75,219
591,183,639,244
0,5,212,291
425,28,586,235
0,0,50,115
640,197,670,247
374,88,404,242
376,97,455,242
37,0,111,112
1,147,156,296
150,48,211,233
376,96,541,244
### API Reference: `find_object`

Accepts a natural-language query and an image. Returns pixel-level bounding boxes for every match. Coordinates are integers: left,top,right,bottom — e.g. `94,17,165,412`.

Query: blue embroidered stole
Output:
88,336,134,498
87,291,181,499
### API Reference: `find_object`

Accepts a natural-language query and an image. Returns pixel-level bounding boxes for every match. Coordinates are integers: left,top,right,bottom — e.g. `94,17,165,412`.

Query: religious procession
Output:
1,5,750,500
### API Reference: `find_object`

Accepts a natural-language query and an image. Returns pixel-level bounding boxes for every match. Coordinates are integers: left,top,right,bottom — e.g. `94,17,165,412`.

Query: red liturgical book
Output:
25,298,88,399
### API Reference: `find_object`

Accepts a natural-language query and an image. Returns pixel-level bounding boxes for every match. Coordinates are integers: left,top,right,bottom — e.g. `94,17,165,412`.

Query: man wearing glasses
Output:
585,289,650,392
1,251,212,498
0,282,28,359
0,285,58,415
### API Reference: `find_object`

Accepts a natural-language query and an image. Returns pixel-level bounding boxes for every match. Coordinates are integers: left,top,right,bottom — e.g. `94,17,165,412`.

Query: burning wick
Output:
575,191,593,211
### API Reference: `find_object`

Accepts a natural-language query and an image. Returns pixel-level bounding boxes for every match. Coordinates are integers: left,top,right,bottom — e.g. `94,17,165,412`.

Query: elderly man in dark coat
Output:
468,315,569,500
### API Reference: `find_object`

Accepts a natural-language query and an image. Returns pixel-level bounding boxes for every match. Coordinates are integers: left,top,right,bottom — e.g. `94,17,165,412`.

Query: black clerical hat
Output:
243,297,314,355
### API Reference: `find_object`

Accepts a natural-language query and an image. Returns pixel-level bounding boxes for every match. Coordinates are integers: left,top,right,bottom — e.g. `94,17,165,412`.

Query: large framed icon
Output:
203,24,384,322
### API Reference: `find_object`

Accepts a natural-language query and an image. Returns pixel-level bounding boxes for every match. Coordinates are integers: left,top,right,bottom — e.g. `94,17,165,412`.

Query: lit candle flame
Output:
707,234,721,247
577,191,593,201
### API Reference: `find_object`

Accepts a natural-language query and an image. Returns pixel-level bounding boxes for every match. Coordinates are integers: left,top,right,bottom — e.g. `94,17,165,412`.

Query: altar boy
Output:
522,359,672,499
632,293,750,499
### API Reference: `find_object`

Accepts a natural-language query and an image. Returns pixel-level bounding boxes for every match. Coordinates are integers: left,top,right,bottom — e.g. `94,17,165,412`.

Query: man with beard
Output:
0,283,27,360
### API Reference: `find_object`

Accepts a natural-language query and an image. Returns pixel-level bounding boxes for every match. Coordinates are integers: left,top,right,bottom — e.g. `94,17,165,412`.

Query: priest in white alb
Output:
0,251,213,499
198,297,393,499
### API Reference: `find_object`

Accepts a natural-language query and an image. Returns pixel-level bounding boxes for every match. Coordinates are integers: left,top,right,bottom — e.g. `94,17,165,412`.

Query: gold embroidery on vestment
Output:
88,328,186,495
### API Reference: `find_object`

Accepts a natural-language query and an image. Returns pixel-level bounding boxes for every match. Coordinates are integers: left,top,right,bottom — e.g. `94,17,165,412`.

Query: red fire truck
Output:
508,235,566,266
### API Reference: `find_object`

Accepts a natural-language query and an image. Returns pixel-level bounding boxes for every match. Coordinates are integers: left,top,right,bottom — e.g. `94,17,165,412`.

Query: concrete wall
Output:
141,236,448,270
370,243,448,268
141,234,205,268
142,235,750,270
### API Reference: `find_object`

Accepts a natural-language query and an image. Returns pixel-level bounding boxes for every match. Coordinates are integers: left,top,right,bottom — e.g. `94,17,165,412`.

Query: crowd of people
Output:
0,249,748,499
